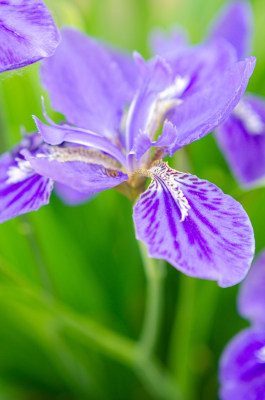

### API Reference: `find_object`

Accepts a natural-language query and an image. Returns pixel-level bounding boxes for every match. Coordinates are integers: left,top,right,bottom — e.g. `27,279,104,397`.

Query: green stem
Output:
0,269,183,400
137,240,166,358
65,315,183,400
135,357,184,400
168,275,197,400
19,215,54,295
45,294,184,400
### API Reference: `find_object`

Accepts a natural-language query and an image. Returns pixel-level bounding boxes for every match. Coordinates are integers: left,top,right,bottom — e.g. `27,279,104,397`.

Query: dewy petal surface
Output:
23,147,128,195
0,135,53,223
0,0,60,73
133,162,254,287
40,28,131,138
208,1,253,60
238,250,265,326
168,56,256,151
215,95,265,188
219,328,265,400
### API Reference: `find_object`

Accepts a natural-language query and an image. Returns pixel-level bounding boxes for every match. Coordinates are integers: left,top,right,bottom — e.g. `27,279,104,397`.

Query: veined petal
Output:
0,135,53,223
0,0,60,73
40,28,131,139
133,161,254,287
238,250,265,326
168,56,256,151
33,117,127,167
208,1,253,60
22,146,129,195
219,328,265,400
215,95,265,188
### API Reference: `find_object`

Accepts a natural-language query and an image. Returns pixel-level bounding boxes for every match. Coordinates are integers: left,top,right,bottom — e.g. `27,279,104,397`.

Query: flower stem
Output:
168,274,197,399
137,240,166,358
0,266,184,400
19,215,54,295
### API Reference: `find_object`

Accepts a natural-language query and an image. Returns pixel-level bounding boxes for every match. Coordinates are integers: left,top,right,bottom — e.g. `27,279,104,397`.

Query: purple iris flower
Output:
0,0,60,73
0,24,256,287
219,250,265,399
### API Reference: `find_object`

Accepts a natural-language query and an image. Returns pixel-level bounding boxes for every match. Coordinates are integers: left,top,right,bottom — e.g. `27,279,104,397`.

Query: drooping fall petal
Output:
133,161,254,287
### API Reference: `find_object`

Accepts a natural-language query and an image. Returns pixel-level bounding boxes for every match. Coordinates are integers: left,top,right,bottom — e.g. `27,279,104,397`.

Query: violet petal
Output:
219,328,265,400
40,27,131,139
0,0,60,73
133,161,254,287
208,1,253,60
169,56,256,151
0,135,53,223
23,148,128,195
238,249,265,326
215,95,265,188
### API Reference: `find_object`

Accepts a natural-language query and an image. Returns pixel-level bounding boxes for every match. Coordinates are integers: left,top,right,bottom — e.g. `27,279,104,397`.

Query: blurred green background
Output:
0,0,265,399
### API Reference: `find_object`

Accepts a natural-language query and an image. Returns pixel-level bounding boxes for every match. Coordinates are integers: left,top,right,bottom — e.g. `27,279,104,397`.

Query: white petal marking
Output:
144,75,189,140
233,100,264,135
149,161,191,222
6,159,34,184
256,346,265,363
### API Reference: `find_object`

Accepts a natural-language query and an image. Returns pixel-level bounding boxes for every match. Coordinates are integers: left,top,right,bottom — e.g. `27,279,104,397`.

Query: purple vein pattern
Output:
133,162,254,287
0,0,60,73
0,135,53,223
219,250,265,399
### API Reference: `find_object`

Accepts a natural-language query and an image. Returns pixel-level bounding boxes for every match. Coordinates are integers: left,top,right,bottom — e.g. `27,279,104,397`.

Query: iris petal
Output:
219,328,265,400
0,135,53,223
133,161,254,287
0,0,60,73
40,28,131,139
238,249,265,326
215,95,265,188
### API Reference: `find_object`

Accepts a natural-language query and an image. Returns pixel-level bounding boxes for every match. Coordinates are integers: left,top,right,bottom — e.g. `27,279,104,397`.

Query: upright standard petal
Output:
0,135,53,223
238,250,265,326
208,1,253,60
40,28,131,138
168,56,256,151
0,0,60,73
133,161,254,287
125,55,187,152
219,328,265,400
106,46,139,92
215,95,265,188
22,146,128,195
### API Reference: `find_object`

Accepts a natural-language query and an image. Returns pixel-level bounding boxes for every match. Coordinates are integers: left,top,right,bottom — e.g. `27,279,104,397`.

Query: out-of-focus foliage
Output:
0,0,265,399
